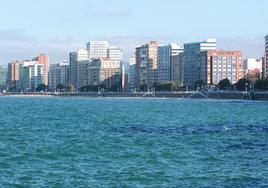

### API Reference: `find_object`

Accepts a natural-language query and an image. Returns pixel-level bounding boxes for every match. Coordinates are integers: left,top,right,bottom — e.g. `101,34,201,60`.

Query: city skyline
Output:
1,2,268,187
0,0,268,64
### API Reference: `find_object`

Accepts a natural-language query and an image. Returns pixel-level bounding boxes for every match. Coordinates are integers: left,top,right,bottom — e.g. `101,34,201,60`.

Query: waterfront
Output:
0,97,268,187
3,91,268,101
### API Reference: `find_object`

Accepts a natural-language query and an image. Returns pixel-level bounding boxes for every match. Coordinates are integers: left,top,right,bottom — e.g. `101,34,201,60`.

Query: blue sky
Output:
0,0,267,64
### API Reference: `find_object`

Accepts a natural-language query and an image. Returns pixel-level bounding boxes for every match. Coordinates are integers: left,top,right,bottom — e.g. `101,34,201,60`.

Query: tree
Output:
66,85,75,92
236,78,250,91
175,81,183,88
218,78,231,90
56,84,65,91
36,84,47,92
170,81,179,91
8,85,17,92
194,80,204,90
153,81,179,92
254,79,268,90
140,84,148,92
79,84,106,92
79,85,92,92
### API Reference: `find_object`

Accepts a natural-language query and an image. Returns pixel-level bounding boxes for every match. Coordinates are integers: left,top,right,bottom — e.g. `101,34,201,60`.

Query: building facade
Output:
262,57,266,79
33,54,49,86
136,41,159,89
171,53,184,83
243,58,262,82
264,35,268,78
108,46,123,61
182,39,217,87
73,57,124,90
77,60,91,89
70,42,124,90
7,61,21,90
87,58,123,89
19,61,43,91
157,43,183,82
48,62,70,90
87,41,109,59
0,65,7,90
128,54,136,90
200,50,243,85
69,49,89,88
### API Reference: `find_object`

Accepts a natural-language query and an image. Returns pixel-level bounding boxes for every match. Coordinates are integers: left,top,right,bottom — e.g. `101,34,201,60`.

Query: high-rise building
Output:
0,65,7,90
157,43,183,82
7,61,21,90
182,38,216,87
87,58,123,89
121,62,126,91
171,53,184,83
200,50,243,85
108,46,123,61
32,54,49,86
75,57,124,90
128,53,136,90
243,58,262,82
264,35,268,78
262,57,266,79
87,41,109,59
48,62,70,90
243,58,262,71
18,61,43,91
70,41,124,89
136,41,159,89
77,60,91,89
69,49,88,88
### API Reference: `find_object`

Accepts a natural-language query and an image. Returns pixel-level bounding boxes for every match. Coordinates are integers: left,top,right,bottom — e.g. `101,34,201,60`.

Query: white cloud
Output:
0,30,81,64
0,30,265,65
217,36,265,58
0,29,34,42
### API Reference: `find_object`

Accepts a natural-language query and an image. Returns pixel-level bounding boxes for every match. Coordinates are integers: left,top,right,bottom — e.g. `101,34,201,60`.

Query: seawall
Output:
2,91,268,101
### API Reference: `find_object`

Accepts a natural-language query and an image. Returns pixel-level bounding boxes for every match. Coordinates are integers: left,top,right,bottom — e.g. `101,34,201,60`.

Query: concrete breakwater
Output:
2,91,268,101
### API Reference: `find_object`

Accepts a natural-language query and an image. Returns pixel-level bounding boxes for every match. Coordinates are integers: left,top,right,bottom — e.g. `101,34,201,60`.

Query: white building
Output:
128,53,136,90
19,61,43,91
264,35,268,78
108,46,123,61
48,62,70,90
243,58,262,72
157,43,183,82
69,49,88,87
243,58,263,82
87,41,109,59
70,41,124,89
0,65,7,90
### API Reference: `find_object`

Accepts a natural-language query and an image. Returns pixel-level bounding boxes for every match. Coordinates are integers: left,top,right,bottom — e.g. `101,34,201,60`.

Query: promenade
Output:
2,91,268,101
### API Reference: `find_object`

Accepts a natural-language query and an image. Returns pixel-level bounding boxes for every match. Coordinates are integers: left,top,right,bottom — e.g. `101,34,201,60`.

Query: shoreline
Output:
2,91,268,101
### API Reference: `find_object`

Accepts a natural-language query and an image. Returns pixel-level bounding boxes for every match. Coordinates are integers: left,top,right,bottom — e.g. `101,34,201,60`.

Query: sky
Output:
0,0,267,64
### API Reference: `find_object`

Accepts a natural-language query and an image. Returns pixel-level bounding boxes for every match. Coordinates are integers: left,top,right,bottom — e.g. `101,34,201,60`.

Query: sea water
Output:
0,97,267,187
